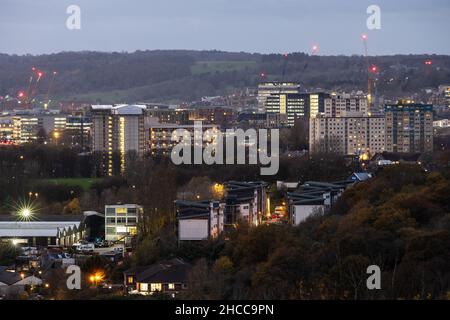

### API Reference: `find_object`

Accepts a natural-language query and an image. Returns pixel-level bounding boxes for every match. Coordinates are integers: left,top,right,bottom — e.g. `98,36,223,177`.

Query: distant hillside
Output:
0,50,449,103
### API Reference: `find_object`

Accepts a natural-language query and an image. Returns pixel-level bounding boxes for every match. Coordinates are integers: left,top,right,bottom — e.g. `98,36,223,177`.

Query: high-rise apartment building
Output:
91,105,147,175
309,92,384,157
309,116,385,156
324,93,369,117
385,102,433,153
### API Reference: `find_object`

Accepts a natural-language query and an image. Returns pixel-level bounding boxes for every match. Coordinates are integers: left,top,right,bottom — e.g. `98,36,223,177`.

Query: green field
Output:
35,178,102,191
191,60,258,75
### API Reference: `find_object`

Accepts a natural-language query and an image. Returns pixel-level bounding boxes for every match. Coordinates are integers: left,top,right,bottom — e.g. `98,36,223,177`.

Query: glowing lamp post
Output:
20,208,33,219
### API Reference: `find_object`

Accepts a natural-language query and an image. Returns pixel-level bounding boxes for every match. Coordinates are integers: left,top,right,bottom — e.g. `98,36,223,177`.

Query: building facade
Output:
257,82,300,113
265,92,329,126
12,116,43,144
175,200,224,241
224,181,269,229
104,204,141,246
148,122,219,156
309,115,385,157
385,102,433,153
324,92,369,117
91,105,147,175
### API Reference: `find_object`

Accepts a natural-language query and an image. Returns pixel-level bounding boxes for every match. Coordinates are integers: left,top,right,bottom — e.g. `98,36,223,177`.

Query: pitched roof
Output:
125,258,191,284
0,270,21,285
349,172,372,181
0,215,83,238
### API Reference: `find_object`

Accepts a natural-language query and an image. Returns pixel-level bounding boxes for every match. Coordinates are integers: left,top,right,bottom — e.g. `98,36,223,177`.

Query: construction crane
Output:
281,53,289,82
45,71,58,109
361,34,372,106
361,34,379,109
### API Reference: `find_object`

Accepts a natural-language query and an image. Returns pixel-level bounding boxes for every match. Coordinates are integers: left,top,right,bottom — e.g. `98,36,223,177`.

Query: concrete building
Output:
324,92,369,117
385,102,433,153
146,108,190,125
0,118,14,143
288,181,354,225
63,115,92,148
309,115,386,157
148,122,219,156
175,200,224,241
224,181,269,229
104,204,141,246
265,92,330,126
438,85,450,107
237,112,287,129
257,82,300,112
188,106,235,128
91,105,148,175
12,116,43,144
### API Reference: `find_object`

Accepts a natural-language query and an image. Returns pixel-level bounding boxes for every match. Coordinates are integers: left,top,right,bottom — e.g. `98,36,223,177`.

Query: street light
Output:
53,131,60,145
20,208,32,218
89,271,105,286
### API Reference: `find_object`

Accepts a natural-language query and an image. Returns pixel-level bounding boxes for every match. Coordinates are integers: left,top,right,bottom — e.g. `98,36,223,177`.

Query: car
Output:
95,240,110,248
77,243,95,253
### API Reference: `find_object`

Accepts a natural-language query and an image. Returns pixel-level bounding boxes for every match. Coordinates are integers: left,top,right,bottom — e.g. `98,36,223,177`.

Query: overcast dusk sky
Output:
0,0,449,55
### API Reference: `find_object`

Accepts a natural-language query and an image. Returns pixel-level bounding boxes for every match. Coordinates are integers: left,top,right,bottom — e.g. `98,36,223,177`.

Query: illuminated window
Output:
150,283,162,292
168,283,175,290
127,276,134,284
140,283,148,291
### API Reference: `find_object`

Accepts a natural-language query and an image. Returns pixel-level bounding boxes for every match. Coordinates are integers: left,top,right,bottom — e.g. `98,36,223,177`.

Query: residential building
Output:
0,267,43,297
348,172,373,182
104,204,141,246
148,122,219,156
91,105,148,175
433,119,450,128
188,106,235,128
370,152,422,167
147,108,190,125
224,181,269,228
438,85,450,107
288,181,354,225
175,200,224,241
324,92,369,117
124,258,191,296
385,102,433,153
309,115,386,157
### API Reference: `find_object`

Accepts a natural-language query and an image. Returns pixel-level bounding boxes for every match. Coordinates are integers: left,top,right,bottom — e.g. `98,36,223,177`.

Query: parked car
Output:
95,240,110,248
77,243,95,253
